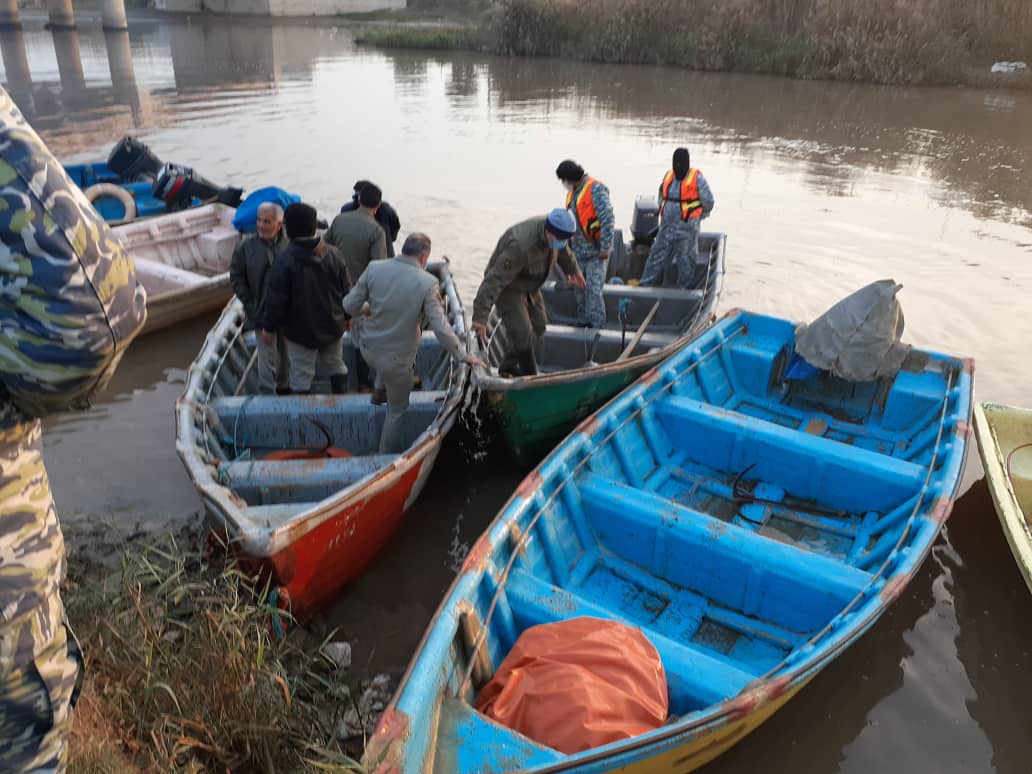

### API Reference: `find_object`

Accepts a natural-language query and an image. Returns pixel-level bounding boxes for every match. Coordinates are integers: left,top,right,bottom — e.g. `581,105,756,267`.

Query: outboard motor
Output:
630,196,660,245
107,135,163,180
607,196,660,282
152,162,244,211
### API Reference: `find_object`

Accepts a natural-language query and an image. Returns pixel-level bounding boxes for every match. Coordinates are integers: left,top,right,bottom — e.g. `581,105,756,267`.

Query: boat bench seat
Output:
536,324,672,350
505,568,756,714
210,392,446,455
577,473,874,635
223,454,400,505
542,281,705,334
653,395,924,513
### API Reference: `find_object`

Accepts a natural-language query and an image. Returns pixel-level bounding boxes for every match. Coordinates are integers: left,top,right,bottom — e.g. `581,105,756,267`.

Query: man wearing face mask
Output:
556,160,614,329
472,209,586,377
640,147,715,289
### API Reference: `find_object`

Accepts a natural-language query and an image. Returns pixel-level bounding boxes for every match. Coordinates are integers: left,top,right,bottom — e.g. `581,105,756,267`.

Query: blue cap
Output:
546,207,576,240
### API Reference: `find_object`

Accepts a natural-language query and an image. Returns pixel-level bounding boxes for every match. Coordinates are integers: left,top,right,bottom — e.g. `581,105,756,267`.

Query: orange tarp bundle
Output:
475,617,669,754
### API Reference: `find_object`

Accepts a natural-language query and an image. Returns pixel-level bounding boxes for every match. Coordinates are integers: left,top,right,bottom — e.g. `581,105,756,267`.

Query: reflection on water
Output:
4,15,1032,773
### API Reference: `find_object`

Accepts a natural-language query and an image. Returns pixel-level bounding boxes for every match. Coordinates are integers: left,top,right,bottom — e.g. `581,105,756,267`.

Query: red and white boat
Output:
175,262,470,619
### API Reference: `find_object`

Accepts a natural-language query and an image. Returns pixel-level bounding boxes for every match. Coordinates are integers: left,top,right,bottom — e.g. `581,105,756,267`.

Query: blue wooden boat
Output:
63,161,171,224
363,308,973,774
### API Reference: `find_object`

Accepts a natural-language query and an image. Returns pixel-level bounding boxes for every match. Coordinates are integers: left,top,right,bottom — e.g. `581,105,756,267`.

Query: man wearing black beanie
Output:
340,180,402,257
640,147,715,289
260,203,352,394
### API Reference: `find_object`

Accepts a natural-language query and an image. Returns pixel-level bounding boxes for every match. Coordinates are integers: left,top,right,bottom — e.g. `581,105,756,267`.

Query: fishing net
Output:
475,617,668,754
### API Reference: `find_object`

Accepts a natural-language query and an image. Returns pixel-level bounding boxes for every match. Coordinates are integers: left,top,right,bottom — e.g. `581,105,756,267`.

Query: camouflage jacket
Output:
472,216,580,326
0,87,147,622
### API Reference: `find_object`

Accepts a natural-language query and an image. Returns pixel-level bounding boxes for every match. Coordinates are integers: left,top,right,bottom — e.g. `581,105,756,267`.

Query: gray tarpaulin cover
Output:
794,279,912,382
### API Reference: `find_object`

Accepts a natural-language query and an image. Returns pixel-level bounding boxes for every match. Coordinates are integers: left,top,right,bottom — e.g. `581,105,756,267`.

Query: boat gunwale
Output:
369,307,974,773
470,232,727,394
973,401,1032,594
174,261,470,559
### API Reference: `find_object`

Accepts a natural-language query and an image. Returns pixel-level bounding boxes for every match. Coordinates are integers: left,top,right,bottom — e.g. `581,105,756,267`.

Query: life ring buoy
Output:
83,183,138,225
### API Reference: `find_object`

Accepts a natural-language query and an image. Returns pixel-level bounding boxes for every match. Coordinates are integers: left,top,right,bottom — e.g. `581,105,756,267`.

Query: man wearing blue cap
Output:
472,209,586,376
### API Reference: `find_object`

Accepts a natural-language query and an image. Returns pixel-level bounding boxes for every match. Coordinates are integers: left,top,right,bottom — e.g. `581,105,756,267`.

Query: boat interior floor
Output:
199,336,458,527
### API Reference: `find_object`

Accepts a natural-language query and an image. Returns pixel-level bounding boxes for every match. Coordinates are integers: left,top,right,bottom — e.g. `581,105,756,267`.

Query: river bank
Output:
63,525,366,772
352,0,1032,88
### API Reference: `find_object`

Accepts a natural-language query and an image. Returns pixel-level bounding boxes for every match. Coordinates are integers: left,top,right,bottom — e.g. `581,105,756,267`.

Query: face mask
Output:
562,182,575,193
549,239,568,250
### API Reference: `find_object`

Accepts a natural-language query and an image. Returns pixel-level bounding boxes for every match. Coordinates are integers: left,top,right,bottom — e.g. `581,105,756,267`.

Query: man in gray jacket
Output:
229,202,288,394
344,233,486,453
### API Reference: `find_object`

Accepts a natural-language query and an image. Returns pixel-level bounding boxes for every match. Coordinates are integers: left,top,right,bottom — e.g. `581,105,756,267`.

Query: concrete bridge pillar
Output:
102,0,129,31
0,0,21,30
46,0,77,30
0,29,34,114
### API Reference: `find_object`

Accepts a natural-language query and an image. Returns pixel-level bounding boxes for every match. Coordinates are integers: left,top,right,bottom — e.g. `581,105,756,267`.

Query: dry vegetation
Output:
64,533,363,773
359,0,1032,86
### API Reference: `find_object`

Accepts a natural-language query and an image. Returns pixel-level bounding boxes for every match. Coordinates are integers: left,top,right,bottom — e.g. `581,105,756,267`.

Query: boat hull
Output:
114,204,239,336
366,308,973,774
206,434,441,621
484,356,663,464
177,262,470,620
973,402,1032,595
140,275,232,336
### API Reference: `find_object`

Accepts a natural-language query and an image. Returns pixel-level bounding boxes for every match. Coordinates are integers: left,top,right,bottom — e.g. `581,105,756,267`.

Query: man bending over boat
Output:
640,147,715,289
471,209,586,377
0,86,147,771
344,233,486,453
230,201,288,395
260,203,351,395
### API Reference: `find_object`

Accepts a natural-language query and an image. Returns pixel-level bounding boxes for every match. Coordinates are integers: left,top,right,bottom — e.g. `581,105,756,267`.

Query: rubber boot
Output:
517,348,538,376
330,373,348,395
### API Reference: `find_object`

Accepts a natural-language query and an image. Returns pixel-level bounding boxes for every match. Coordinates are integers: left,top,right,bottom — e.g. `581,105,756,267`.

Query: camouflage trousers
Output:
0,592,82,772
640,220,702,289
572,252,608,329
0,418,82,773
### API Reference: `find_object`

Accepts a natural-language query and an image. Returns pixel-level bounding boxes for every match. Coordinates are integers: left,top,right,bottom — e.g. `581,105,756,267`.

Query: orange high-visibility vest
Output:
565,176,603,242
660,169,702,220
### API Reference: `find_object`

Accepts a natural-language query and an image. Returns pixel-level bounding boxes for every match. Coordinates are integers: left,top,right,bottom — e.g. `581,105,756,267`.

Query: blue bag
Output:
232,186,301,233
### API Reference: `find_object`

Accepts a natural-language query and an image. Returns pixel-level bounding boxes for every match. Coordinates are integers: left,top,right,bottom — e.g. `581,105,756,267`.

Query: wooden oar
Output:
234,348,259,396
616,300,660,361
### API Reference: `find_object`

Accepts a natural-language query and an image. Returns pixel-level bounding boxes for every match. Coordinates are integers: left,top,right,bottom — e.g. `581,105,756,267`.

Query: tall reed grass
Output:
374,0,1032,85
65,534,362,773
492,0,1032,83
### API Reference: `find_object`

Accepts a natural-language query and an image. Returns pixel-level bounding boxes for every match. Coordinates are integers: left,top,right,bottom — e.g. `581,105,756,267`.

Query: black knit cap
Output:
555,159,585,182
672,147,691,177
284,202,318,239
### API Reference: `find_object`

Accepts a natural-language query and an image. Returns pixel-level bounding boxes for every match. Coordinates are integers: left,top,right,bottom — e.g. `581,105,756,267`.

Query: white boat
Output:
113,203,240,336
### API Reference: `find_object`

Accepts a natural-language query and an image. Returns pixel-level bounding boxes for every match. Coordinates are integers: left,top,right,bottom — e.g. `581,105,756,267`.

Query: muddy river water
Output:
4,13,1032,772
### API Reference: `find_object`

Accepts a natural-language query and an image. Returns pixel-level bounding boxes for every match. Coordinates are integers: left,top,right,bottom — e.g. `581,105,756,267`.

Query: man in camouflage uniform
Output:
556,160,615,329
640,147,715,289
471,209,585,377
0,86,147,771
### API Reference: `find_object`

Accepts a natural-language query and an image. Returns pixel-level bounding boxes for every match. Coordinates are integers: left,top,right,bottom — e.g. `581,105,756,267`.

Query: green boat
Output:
473,229,726,463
